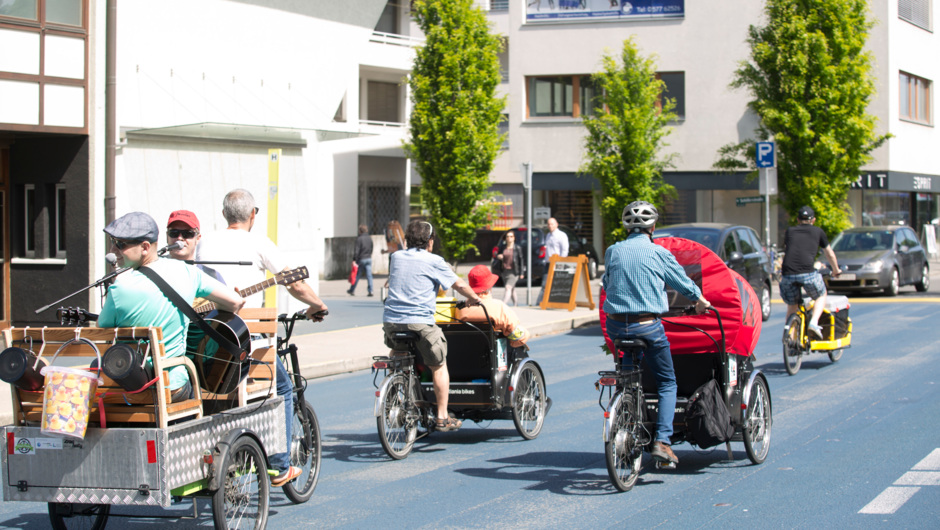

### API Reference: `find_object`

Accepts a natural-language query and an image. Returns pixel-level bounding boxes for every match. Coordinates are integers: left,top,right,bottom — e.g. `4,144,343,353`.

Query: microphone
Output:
105,253,117,268
157,241,185,256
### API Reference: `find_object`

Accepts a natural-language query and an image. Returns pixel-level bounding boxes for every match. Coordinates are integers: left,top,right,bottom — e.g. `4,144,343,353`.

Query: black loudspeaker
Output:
0,347,47,391
102,343,153,392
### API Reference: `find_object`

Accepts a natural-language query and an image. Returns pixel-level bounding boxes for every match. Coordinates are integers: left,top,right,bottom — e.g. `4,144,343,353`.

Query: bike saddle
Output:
614,338,648,350
391,331,420,342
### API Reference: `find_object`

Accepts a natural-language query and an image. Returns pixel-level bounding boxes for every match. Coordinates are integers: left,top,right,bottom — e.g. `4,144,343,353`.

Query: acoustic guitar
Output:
192,266,309,314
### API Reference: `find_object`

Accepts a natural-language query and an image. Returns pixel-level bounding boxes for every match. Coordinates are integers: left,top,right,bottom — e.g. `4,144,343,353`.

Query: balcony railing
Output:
370,31,425,48
359,119,407,129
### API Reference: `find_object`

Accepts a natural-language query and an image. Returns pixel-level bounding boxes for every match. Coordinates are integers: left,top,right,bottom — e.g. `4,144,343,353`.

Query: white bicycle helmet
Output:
622,200,659,232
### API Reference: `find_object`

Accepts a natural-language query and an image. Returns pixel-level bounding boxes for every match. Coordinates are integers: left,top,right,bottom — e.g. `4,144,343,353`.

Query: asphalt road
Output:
2,298,939,528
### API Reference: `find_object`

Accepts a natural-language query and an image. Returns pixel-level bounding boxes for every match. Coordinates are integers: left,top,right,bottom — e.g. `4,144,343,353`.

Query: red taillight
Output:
604,411,610,418
741,403,747,410
492,246,499,258
538,246,546,259
598,377,617,387
375,390,381,397
373,361,387,370
508,386,514,392
146,440,157,464
203,452,214,465
7,432,13,455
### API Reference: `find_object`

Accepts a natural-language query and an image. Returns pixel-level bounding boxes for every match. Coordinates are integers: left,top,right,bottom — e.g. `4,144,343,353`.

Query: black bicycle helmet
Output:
622,201,659,232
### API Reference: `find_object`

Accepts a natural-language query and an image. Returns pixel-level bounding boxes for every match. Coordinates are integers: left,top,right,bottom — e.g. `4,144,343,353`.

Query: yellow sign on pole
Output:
265,149,281,309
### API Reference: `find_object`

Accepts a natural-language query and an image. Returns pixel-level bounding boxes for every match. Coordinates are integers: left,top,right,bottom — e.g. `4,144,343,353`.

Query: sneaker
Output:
271,466,302,487
368,292,374,297
807,324,823,340
651,441,679,465
347,289,355,296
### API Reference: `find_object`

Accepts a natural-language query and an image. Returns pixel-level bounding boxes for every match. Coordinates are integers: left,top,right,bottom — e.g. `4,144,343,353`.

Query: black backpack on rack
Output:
686,379,734,448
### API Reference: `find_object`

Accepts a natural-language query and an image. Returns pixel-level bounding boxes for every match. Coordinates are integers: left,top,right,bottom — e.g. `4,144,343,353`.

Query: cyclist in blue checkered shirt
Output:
602,200,710,467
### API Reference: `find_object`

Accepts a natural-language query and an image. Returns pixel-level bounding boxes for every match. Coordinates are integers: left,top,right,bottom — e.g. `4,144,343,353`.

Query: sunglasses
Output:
167,228,198,239
111,237,141,250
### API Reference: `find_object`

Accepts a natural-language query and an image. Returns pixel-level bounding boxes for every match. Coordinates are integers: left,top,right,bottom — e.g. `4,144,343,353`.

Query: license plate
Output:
834,273,855,281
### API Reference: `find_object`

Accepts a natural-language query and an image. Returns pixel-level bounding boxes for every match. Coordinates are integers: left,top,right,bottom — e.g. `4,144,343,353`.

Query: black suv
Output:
491,225,600,284
652,223,773,321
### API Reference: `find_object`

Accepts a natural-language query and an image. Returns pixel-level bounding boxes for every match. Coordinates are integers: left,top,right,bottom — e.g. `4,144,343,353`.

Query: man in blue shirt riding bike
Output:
602,201,711,466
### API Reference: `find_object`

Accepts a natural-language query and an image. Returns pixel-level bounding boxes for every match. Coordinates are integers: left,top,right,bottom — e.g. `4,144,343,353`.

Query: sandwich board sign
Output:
540,255,595,311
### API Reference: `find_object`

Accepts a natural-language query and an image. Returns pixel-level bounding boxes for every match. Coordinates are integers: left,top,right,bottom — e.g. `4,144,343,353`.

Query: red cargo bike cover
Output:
599,237,762,358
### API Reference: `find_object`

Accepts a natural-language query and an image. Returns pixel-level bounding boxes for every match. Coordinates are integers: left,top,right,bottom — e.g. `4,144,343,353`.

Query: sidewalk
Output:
1,263,601,426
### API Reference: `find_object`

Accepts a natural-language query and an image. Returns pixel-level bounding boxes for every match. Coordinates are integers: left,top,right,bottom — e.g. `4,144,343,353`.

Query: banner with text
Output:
527,0,684,22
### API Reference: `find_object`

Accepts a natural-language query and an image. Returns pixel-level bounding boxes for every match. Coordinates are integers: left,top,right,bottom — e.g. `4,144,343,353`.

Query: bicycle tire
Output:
282,400,322,503
605,392,643,492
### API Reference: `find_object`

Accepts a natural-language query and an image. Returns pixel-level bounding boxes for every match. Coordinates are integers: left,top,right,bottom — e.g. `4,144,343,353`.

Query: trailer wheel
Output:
212,435,270,530
48,502,110,530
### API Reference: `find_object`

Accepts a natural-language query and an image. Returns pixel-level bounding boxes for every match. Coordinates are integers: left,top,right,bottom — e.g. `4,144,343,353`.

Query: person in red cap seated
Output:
456,264,529,348
166,210,224,283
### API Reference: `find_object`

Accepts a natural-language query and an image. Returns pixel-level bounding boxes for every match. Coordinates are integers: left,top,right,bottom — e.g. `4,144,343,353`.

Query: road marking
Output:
859,487,920,514
773,297,940,304
860,448,940,514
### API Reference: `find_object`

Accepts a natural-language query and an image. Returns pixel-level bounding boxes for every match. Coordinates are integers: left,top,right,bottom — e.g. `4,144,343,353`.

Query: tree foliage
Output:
580,38,676,246
717,0,889,236
405,0,506,264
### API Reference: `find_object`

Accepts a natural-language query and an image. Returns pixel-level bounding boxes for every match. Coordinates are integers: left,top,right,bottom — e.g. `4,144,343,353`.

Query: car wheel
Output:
915,263,930,292
760,282,771,321
588,257,598,280
884,268,899,296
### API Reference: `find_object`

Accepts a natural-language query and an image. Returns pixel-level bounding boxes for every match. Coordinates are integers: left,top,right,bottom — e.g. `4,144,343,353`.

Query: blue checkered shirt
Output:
602,233,702,315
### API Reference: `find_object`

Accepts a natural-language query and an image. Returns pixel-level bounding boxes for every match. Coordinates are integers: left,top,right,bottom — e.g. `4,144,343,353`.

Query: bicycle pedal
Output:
654,460,677,470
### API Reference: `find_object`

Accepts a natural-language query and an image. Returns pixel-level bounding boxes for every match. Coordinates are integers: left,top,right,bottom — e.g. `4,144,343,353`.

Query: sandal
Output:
435,417,462,432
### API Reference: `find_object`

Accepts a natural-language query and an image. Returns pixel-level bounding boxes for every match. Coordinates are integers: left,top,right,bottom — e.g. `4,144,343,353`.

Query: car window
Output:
723,233,738,257
902,228,919,248
746,229,764,253
735,228,756,254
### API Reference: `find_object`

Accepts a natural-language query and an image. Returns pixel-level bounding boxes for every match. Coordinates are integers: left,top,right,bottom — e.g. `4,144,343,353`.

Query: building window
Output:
366,80,400,123
899,0,931,31
24,184,35,258
374,1,398,34
498,113,509,150
55,184,66,258
900,71,931,124
657,72,685,120
0,0,83,27
526,75,596,118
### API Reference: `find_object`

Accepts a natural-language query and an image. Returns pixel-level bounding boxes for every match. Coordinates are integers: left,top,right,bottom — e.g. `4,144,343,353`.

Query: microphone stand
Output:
185,260,253,266
35,264,132,314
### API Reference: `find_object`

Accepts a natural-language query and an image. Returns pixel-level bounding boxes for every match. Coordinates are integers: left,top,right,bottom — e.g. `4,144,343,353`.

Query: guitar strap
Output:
138,266,246,362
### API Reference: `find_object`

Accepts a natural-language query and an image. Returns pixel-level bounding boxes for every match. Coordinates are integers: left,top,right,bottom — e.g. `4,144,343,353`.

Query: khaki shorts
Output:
383,323,447,367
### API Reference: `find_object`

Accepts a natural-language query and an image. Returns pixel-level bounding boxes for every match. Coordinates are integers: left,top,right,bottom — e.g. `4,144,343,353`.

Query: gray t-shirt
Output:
383,248,458,324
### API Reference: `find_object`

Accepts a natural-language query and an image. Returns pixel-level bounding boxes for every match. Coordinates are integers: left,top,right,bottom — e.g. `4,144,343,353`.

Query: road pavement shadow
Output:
324,427,520,463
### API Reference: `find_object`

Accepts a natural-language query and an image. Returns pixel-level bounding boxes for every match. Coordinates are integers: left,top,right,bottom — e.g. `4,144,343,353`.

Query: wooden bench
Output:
198,307,278,408
3,326,203,429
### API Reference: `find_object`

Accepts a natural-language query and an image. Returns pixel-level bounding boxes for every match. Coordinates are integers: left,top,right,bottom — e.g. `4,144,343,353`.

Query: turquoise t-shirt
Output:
99,258,224,390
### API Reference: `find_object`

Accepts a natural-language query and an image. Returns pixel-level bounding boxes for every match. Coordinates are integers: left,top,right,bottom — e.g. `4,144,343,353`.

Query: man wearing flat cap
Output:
98,212,245,402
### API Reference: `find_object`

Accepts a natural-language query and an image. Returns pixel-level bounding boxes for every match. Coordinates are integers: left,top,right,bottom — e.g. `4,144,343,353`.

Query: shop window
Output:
900,72,931,125
526,75,596,118
899,0,931,31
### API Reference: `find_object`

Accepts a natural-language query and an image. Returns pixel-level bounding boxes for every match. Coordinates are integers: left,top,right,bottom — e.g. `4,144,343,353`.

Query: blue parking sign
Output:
756,142,775,168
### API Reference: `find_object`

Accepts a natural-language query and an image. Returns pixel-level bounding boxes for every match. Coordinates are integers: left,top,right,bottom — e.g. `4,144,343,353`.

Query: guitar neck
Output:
194,276,281,314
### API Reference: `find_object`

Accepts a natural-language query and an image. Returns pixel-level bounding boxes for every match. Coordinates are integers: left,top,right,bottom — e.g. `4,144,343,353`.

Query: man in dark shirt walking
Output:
349,224,374,296
779,206,841,339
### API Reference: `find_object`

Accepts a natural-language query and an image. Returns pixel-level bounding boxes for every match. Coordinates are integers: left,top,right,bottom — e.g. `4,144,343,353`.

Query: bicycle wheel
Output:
828,349,843,362
48,503,110,530
605,392,643,492
782,313,803,376
377,373,417,460
211,435,270,530
282,400,321,504
511,363,547,440
743,376,772,465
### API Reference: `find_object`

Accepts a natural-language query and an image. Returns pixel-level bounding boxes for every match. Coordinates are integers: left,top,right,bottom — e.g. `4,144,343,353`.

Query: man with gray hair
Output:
197,188,327,487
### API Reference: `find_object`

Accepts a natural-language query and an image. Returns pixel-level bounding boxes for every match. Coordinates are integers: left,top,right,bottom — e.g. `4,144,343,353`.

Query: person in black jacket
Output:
348,224,374,296
495,231,525,306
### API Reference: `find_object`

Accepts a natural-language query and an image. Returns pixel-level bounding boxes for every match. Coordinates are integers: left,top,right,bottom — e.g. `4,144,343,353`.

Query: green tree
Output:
580,38,677,246
716,0,889,236
405,0,506,264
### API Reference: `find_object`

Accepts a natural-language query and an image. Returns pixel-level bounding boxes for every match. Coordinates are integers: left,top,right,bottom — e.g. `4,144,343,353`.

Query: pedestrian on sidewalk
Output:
349,224,374,296
779,205,840,339
538,217,569,304
495,231,525,306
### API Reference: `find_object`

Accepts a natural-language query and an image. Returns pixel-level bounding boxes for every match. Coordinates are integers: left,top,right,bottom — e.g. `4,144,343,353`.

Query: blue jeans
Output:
267,357,294,472
350,258,373,294
605,317,677,444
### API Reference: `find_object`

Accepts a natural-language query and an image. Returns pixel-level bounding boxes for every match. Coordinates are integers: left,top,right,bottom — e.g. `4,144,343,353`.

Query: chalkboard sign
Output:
540,255,596,311
548,262,577,304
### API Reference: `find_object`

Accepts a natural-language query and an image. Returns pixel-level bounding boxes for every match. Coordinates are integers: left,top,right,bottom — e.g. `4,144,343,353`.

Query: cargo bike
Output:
1,317,293,530
781,287,853,375
372,300,551,460
596,237,774,492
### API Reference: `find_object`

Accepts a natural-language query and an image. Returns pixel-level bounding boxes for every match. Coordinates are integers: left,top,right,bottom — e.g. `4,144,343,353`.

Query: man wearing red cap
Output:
457,264,529,348
166,210,224,283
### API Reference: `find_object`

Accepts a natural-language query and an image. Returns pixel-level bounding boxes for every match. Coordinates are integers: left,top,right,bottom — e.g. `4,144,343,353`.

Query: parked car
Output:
821,226,929,296
652,223,773,321
491,224,600,285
